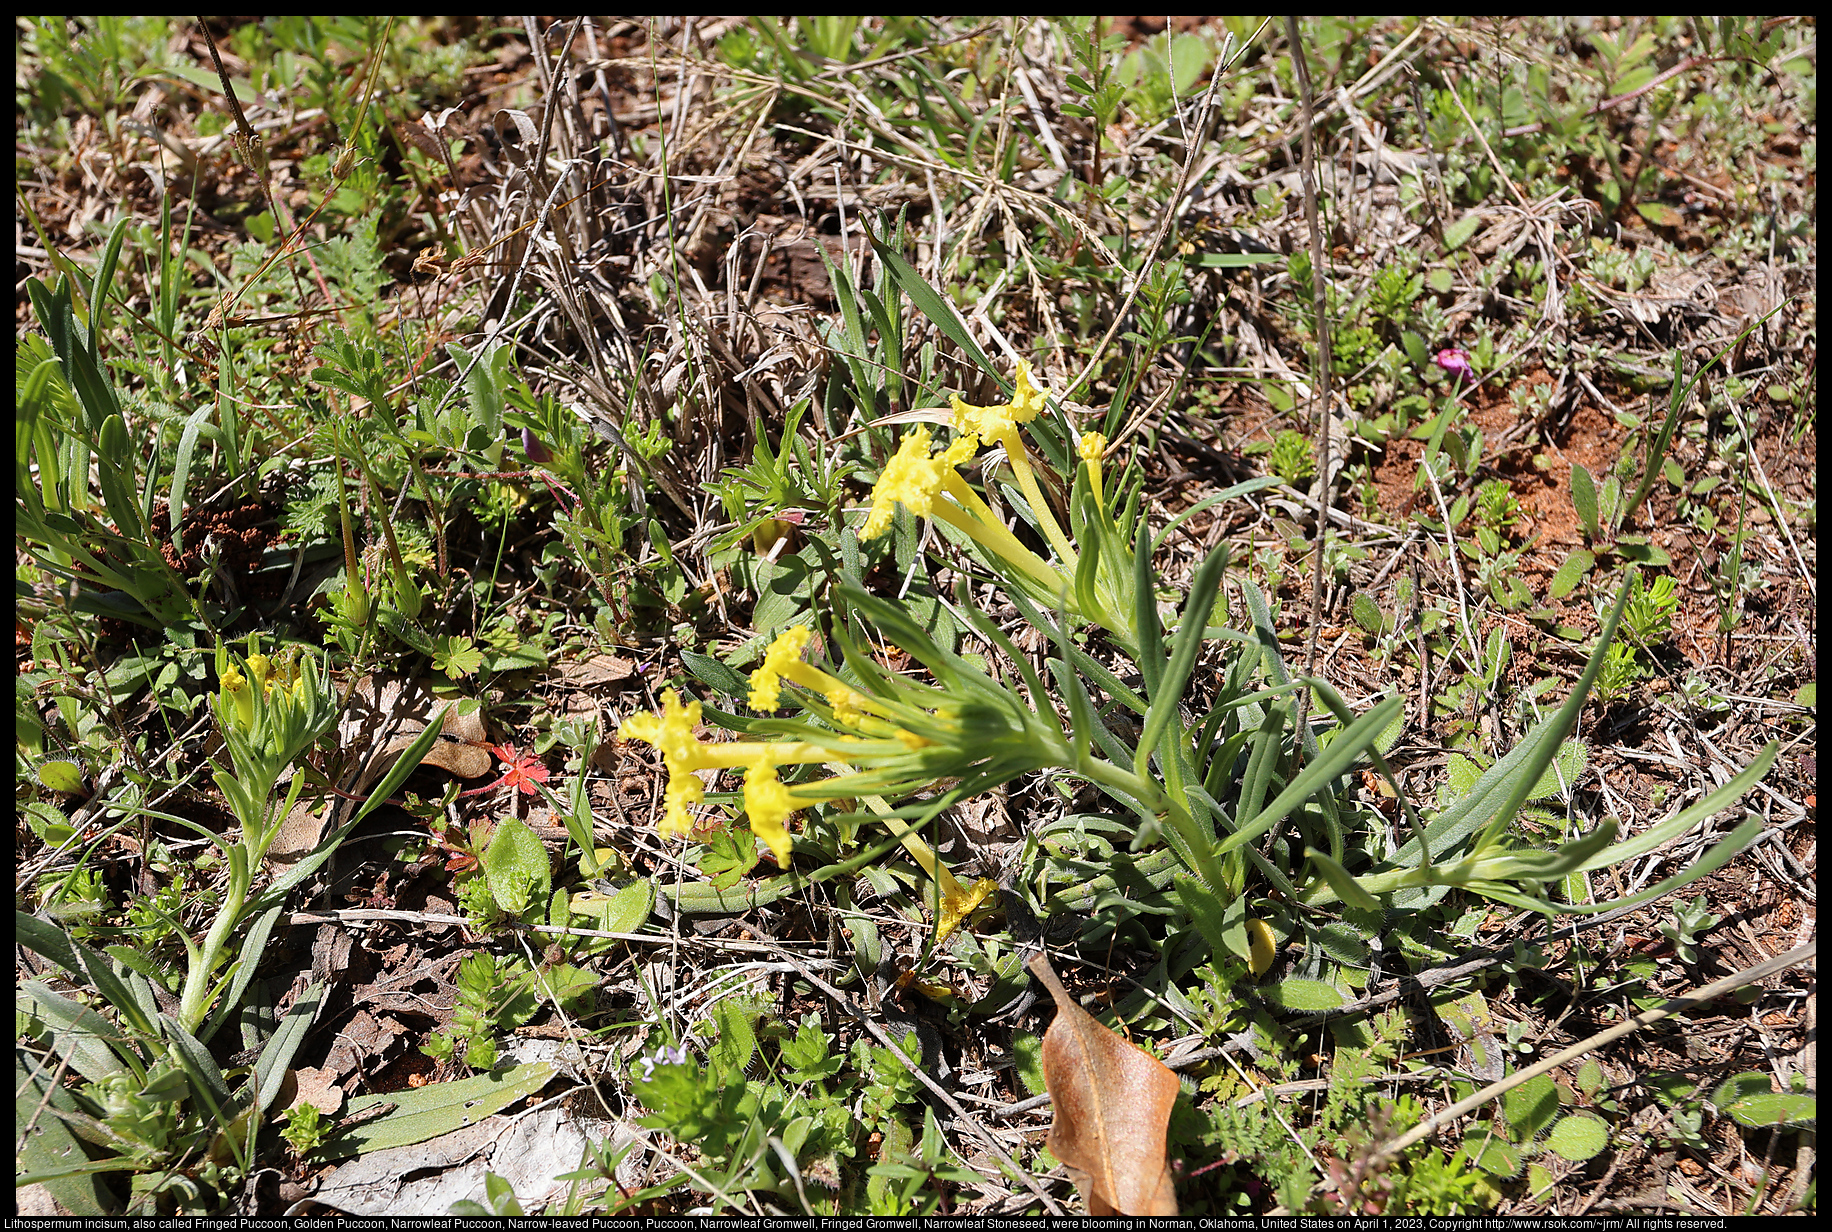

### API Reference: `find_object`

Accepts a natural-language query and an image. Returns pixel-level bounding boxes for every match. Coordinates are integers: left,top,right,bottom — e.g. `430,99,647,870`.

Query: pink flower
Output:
1434,347,1475,383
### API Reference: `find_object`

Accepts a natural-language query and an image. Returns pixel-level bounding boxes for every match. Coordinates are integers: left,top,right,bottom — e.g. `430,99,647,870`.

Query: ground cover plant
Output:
15,16,1816,1217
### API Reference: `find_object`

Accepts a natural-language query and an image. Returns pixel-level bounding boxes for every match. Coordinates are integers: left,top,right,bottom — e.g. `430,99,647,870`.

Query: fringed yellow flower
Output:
825,683,866,727
749,625,812,711
620,690,707,836
741,756,796,866
947,362,1078,567
951,360,1048,452
862,425,979,542
936,875,999,944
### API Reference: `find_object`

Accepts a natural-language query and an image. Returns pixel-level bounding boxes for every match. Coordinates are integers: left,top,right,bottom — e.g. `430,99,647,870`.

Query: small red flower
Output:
458,743,551,798
1434,346,1475,382
492,743,550,796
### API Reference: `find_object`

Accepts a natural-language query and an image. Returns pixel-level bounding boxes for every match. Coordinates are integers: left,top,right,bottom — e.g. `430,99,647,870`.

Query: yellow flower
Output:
742,757,796,867
620,690,707,836
861,426,978,542
951,360,1048,451
936,876,999,944
620,689,702,766
825,683,866,727
659,768,704,838
1078,431,1108,510
222,664,254,731
948,362,1078,567
624,689,837,839
749,625,812,711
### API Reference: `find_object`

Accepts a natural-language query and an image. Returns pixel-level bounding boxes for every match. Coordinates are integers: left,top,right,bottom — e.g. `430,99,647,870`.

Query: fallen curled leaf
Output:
1027,951,1179,1215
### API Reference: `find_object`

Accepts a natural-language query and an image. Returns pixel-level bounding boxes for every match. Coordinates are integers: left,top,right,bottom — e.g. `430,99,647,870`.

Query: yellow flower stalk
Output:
951,361,1077,565
749,626,902,730
861,425,1064,597
851,790,998,944
621,688,832,843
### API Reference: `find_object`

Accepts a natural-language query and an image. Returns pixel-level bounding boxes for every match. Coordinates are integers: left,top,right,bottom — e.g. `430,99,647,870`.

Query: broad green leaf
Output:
698,827,760,889
1259,976,1344,1011
16,1049,118,1214
480,815,551,916
574,878,655,934
1725,1091,1816,1129
1503,1073,1560,1141
1711,1071,1775,1110
1545,1113,1609,1161
710,997,757,1079
312,1062,556,1160
1548,548,1594,599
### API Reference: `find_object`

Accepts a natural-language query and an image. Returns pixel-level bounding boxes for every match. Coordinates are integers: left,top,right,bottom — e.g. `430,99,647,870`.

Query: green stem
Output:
1077,755,1232,899
177,848,252,1033
998,430,1080,567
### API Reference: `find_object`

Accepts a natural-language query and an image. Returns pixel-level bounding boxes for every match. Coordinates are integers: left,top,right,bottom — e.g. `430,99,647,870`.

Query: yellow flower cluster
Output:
619,691,715,841
220,652,306,734
951,360,1047,453
861,425,978,542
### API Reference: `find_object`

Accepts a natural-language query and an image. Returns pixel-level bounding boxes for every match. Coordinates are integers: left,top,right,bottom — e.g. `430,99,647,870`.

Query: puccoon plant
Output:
17,639,444,1212
623,354,1777,980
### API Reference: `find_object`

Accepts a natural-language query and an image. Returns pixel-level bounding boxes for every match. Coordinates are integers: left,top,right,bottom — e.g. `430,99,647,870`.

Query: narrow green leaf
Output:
1215,694,1403,858
1302,848,1382,911
866,232,997,377
313,1062,556,1160
1134,545,1229,778
253,981,324,1115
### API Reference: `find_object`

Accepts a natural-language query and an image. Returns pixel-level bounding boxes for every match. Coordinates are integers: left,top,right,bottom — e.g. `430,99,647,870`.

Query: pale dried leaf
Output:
290,1065,345,1116
556,653,640,689
1027,952,1179,1215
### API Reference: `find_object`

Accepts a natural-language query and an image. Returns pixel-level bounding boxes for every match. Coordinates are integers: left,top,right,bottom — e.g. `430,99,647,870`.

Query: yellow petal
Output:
1246,917,1278,977
742,761,796,867
936,876,999,944
749,625,812,711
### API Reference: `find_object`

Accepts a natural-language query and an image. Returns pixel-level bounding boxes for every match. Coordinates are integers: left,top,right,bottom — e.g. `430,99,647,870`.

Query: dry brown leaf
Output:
1027,951,1179,1215
289,1065,345,1116
556,653,640,689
